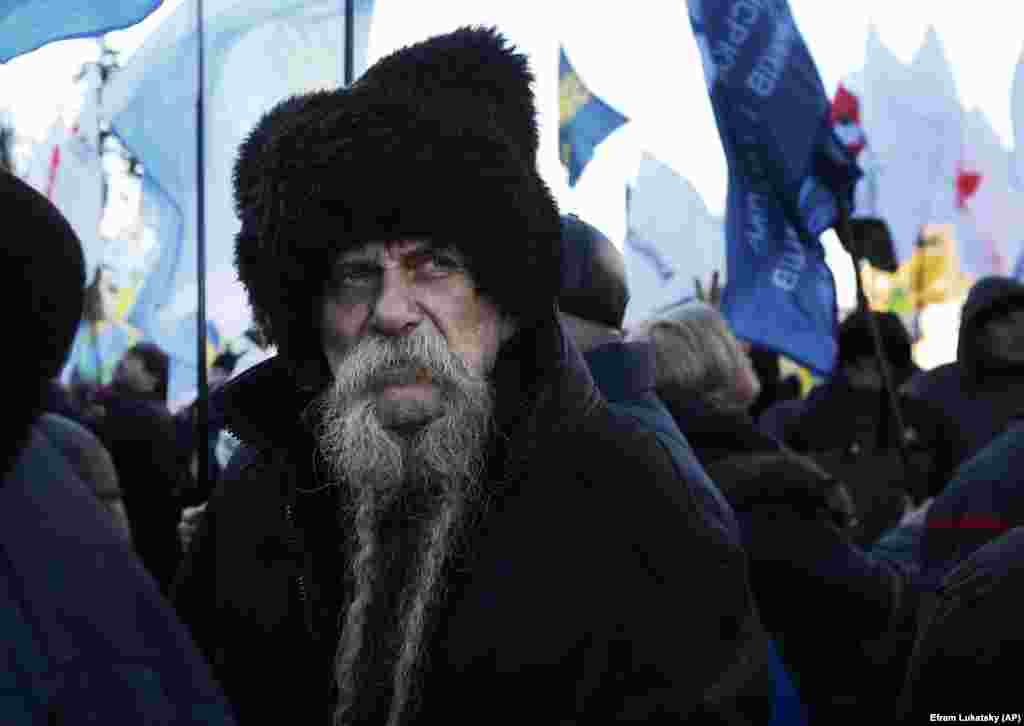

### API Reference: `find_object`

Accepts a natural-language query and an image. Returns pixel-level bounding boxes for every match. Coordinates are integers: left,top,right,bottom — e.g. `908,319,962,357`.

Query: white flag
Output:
622,152,725,327
22,66,105,280
860,26,963,263
1011,45,1024,190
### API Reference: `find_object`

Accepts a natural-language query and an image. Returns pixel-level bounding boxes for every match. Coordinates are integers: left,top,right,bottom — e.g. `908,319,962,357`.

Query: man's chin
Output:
375,391,444,431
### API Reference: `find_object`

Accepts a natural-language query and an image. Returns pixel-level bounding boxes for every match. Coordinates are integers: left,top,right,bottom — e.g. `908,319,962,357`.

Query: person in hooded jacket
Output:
0,170,235,725
634,301,923,724
903,275,1024,472
173,28,773,726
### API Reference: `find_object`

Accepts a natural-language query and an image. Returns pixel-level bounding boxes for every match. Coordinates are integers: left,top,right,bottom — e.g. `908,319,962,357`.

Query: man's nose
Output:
371,267,422,337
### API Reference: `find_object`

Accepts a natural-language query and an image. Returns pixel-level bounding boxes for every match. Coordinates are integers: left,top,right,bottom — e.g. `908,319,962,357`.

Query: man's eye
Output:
419,253,462,276
331,266,379,289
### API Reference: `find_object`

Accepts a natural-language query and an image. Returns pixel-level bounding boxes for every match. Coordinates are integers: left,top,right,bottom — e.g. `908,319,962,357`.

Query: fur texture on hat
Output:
232,26,561,386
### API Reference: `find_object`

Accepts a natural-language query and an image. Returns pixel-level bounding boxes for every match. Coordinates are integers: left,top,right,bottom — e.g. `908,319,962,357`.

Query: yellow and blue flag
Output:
688,0,862,376
559,46,627,188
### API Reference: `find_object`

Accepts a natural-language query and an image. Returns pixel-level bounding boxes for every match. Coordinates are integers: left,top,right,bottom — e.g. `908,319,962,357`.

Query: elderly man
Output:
174,27,769,725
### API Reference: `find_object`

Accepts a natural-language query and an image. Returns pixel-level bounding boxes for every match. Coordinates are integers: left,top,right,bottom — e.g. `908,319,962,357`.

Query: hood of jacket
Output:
957,276,1024,379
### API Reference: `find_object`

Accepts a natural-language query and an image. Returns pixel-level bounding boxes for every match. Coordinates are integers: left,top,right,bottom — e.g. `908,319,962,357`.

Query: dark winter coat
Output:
584,340,740,545
0,426,234,725
582,341,805,726
782,370,958,501
901,525,1024,719
660,393,915,723
37,412,132,542
918,418,1024,590
90,388,186,593
703,451,917,725
174,317,772,725
903,276,1024,471
784,371,957,543
657,389,783,468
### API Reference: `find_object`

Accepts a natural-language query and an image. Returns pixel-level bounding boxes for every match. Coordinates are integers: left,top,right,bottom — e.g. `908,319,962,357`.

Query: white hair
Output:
631,301,760,414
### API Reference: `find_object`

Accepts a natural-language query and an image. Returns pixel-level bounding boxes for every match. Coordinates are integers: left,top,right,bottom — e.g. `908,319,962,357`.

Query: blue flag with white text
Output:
688,0,862,375
0,0,163,63
559,46,628,187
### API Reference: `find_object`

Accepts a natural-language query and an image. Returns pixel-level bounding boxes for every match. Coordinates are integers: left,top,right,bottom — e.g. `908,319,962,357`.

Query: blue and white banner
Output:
0,0,162,63
687,0,862,375
104,0,376,347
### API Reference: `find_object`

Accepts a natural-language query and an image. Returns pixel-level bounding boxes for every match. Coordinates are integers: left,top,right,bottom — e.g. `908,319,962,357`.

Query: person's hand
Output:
900,496,934,527
695,270,723,308
179,501,208,552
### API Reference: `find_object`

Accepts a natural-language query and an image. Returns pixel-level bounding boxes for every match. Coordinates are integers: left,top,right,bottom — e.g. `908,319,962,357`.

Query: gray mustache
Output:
370,364,437,390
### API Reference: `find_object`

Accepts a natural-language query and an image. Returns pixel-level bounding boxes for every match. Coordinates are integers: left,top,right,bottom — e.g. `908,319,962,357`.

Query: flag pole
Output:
837,201,915,494
344,0,354,86
195,0,210,499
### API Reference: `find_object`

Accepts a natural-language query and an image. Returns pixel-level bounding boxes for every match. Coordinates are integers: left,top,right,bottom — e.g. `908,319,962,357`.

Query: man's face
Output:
320,239,514,429
979,305,1024,365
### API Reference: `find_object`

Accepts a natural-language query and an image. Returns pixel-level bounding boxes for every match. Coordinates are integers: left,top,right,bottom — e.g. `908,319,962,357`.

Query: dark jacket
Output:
37,412,132,542
90,387,186,593
661,393,914,723
584,340,740,545
918,418,1024,590
784,371,957,544
0,426,235,725
904,276,1024,471
174,317,772,725
704,451,916,725
583,341,803,726
658,389,783,468
901,526,1024,719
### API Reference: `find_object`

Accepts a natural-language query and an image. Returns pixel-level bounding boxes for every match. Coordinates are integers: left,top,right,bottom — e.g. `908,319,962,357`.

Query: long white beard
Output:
315,325,495,725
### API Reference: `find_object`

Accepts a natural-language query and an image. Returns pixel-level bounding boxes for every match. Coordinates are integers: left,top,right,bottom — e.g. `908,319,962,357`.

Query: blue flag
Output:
688,0,862,376
104,0,375,346
0,0,163,63
126,174,185,337
559,46,627,187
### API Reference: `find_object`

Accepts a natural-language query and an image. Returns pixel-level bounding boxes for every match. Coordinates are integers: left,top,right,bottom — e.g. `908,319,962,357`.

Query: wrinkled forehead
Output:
337,238,458,264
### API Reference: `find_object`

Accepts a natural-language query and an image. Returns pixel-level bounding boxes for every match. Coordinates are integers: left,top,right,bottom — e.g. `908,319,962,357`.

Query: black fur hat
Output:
233,26,561,388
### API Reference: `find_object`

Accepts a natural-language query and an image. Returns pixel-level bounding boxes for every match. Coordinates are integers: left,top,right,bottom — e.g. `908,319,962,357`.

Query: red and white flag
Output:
831,83,867,159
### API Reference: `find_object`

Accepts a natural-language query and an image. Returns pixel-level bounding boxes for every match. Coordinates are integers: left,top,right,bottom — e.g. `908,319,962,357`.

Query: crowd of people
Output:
4,25,1023,725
